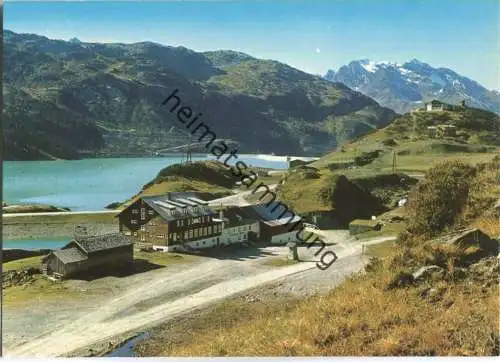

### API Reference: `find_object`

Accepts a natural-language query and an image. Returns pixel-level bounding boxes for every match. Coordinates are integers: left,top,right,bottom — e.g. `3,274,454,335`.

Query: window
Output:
184,231,188,239
141,225,146,231
202,241,206,245
131,219,137,225
133,232,138,236
131,209,138,214
194,229,198,237
148,210,154,215
141,235,145,241
189,229,193,238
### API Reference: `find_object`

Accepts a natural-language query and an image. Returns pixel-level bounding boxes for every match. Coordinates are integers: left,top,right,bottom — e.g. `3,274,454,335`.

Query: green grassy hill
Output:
115,161,236,208
3,30,396,160
276,166,390,226
311,106,500,172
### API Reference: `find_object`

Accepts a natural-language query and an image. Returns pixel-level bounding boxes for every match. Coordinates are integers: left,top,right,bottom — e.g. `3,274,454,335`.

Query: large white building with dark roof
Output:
118,193,223,252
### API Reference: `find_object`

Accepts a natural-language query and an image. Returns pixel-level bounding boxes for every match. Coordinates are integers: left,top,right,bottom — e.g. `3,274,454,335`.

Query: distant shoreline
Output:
2,211,119,241
4,153,320,163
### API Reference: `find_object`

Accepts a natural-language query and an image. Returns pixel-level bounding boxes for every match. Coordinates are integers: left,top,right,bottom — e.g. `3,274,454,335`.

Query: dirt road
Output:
208,184,278,207
3,232,394,357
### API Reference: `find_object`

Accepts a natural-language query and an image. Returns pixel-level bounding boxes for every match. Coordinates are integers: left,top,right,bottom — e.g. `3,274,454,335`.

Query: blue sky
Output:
4,0,500,89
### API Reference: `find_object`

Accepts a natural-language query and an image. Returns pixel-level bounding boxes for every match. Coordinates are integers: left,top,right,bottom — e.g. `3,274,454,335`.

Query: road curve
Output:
4,235,394,357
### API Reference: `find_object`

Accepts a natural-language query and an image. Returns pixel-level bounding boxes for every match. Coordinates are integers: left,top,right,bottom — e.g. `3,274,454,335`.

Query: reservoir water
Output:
3,154,294,250
3,154,290,211
2,237,70,250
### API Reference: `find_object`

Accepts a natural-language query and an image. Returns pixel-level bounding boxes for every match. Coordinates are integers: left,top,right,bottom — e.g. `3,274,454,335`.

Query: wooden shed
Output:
41,233,133,279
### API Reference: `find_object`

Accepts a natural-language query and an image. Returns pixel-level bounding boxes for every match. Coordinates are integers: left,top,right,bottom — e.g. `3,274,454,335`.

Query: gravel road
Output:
3,231,395,357
208,184,278,207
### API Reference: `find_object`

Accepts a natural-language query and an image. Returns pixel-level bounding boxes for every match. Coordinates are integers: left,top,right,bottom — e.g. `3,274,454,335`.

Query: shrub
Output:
382,138,397,147
406,161,476,236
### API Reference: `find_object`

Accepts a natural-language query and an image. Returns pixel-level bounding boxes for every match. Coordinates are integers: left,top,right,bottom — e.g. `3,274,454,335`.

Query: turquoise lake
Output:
3,237,70,250
3,155,289,211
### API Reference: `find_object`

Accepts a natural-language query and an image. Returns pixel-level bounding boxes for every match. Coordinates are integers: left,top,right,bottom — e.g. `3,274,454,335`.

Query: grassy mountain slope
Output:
312,106,500,172
3,30,396,160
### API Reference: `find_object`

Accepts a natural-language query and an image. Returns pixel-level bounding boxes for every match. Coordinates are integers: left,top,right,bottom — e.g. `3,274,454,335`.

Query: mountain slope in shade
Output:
3,30,397,160
325,59,500,114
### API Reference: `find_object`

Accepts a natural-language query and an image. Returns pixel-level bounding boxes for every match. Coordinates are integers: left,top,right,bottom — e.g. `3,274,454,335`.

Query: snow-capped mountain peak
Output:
324,59,500,114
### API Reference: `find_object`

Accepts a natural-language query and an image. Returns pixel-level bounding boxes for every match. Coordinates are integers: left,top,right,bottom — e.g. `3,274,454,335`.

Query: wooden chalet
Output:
118,194,223,251
260,215,303,244
228,201,303,244
216,206,262,245
41,233,133,279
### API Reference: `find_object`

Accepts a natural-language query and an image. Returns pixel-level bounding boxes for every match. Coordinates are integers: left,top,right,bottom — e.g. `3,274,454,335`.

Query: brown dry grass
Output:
141,221,499,357
472,216,500,238
158,261,498,356
135,158,500,357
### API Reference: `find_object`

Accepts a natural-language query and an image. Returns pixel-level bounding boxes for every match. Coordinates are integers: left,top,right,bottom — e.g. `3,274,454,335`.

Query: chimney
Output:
219,209,224,220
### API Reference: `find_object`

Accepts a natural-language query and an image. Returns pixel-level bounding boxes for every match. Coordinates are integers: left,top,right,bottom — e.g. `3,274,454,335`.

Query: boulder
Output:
412,265,445,282
387,271,414,289
2,267,40,288
419,286,446,302
492,199,500,217
435,228,499,256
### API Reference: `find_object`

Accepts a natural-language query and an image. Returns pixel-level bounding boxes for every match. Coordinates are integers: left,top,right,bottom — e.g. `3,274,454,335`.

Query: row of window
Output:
182,224,222,239
131,208,154,216
136,224,223,242
176,215,210,227
227,225,252,233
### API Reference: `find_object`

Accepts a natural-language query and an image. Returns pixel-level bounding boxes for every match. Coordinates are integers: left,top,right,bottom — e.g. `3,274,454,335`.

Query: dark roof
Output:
52,247,88,264
220,207,259,227
73,233,132,254
222,202,302,224
250,202,299,222
141,195,215,221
